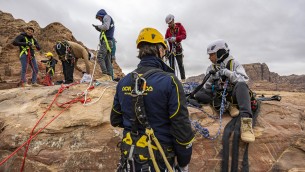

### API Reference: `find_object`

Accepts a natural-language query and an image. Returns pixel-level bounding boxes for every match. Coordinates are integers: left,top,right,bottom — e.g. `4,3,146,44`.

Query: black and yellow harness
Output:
210,59,257,112
55,40,75,63
117,69,175,172
19,37,35,57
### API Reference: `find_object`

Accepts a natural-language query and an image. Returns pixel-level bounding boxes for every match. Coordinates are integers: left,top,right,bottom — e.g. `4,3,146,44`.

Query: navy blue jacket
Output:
111,56,194,167
96,9,115,40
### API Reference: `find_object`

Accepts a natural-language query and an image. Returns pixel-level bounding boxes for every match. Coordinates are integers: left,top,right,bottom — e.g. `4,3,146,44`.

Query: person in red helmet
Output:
165,14,187,83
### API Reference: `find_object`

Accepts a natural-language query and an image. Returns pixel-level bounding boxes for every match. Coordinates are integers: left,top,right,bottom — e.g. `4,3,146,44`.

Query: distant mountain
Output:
187,63,305,92
0,10,124,89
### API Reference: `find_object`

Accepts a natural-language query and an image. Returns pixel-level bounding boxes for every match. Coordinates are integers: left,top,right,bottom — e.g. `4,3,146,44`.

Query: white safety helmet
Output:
165,14,175,24
207,39,229,54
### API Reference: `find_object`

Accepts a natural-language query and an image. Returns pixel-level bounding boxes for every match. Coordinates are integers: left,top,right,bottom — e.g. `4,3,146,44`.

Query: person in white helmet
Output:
194,39,255,143
165,14,187,83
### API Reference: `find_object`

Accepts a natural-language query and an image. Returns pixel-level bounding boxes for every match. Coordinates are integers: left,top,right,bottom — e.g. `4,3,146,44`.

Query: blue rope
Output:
190,80,229,140
182,82,199,95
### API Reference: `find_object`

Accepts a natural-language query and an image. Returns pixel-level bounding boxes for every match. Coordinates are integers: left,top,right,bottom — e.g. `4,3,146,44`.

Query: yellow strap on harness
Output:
100,32,112,52
145,128,173,172
19,37,35,57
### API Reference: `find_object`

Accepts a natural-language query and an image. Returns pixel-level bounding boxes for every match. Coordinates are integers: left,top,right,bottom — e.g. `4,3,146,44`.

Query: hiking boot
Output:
22,82,31,87
241,117,255,143
31,83,41,87
228,104,239,117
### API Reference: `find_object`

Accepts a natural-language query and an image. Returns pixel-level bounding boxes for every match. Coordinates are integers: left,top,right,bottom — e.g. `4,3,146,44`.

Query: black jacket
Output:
13,32,41,56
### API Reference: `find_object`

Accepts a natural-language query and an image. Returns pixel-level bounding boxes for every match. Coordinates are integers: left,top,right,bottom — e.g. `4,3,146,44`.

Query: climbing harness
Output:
117,69,174,172
55,41,75,64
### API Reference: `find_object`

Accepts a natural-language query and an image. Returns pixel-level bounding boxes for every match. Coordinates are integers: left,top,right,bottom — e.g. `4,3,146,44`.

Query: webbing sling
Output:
100,32,112,52
221,99,261,172
20,37,34,57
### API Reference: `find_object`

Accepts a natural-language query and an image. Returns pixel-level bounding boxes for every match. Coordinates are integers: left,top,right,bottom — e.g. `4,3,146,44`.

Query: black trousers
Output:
195,82,252,117
61,60,74,84
169,53,185,80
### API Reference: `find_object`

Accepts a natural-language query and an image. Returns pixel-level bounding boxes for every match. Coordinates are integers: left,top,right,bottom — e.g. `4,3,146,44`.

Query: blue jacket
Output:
111,56,194,167
96,9,115,40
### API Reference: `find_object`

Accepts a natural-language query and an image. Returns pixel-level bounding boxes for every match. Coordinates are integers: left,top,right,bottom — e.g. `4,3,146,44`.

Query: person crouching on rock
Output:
193,39,255,143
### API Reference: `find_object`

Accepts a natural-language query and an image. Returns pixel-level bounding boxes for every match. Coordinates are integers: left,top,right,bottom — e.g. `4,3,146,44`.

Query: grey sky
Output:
1,0,304,77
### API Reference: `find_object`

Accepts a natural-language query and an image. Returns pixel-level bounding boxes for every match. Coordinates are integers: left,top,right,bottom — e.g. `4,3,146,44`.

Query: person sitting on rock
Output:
193,39,255,143
13,24,41,87
54,40,91,84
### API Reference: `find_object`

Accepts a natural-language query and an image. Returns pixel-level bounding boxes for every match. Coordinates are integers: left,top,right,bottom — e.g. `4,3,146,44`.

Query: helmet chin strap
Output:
216,52,229,64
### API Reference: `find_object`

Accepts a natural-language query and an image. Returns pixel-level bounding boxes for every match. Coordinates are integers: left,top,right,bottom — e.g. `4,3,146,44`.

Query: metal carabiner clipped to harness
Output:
135,77,147,95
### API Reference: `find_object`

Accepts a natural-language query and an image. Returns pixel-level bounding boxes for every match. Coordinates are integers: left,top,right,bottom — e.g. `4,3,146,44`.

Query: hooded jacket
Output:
110,56,194,167
96,9,115,40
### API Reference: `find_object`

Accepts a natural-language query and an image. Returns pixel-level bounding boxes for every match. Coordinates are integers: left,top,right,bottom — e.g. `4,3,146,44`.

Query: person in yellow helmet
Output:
41,52,58,85
111,27,194,172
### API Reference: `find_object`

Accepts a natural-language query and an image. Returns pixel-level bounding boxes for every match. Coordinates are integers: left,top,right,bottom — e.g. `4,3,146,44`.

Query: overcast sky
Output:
1,0,304,77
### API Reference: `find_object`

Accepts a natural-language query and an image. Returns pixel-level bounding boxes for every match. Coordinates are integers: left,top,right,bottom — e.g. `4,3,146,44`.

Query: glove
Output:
219,68,232,77
169,37,176,43
27,42,32,46
176,165,189,172
92,24,101,31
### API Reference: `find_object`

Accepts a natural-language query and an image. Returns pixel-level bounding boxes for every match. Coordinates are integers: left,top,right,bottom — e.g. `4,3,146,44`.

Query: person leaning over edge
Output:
110,27,194,172
194,39,255,143
93,9,115,81
13,25,41,87
165,14,187,83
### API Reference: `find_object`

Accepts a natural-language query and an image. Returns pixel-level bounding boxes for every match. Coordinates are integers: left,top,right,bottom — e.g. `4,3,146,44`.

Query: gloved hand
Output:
219,68,232,77
27,42,32,46
169,37,176,43
92,24,101,31
176,165,189,172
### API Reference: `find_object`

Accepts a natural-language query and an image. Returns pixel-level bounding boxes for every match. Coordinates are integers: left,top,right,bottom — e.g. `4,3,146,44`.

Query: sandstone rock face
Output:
0,11,124,90
187,63,305,92
0,83,304,171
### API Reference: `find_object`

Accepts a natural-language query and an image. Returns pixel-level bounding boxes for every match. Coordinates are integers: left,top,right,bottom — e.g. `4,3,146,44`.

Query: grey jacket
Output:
204,55,249,89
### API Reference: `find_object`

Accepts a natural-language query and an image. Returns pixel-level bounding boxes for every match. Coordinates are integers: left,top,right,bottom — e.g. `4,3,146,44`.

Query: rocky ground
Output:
0,83,304,171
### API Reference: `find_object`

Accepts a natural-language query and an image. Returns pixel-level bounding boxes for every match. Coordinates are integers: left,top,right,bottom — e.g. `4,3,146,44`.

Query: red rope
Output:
0,81,95,170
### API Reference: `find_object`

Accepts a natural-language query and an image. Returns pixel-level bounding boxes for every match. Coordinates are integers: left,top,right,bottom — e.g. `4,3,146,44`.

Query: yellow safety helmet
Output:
136,27,167,49
45,52,53,57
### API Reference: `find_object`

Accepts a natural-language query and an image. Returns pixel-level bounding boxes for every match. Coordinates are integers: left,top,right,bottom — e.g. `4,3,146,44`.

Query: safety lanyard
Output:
100,32,112,52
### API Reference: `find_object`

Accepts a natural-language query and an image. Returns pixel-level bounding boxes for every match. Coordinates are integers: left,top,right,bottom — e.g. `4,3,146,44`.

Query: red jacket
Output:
165,23,186,52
